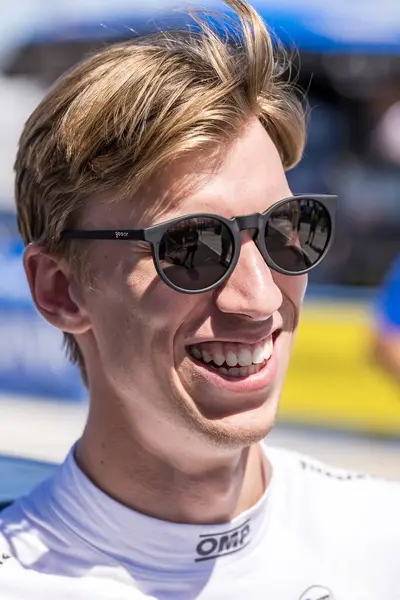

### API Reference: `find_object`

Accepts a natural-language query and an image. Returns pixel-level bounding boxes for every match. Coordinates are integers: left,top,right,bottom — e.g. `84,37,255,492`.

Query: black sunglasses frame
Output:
61,194,338,294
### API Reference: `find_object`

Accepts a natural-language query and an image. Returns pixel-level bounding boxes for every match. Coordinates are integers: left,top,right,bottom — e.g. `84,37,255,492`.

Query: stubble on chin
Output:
168,370,283,450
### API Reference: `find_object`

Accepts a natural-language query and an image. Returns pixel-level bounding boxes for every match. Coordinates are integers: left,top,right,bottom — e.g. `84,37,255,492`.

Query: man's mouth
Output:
187,335,276,378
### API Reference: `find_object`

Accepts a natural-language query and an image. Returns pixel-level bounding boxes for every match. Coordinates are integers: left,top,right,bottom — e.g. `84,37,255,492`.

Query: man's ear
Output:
23,243,91,334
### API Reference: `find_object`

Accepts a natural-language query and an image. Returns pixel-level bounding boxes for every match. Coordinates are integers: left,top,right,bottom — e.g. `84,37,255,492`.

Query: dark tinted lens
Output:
265,199,331,273
158,217,234,291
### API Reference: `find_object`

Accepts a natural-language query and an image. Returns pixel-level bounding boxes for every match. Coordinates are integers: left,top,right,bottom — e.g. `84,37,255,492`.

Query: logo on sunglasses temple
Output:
115,231,129,238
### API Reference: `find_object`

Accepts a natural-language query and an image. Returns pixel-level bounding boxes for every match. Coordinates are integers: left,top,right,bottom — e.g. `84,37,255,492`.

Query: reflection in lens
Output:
265,199,330,273
159,217,234,290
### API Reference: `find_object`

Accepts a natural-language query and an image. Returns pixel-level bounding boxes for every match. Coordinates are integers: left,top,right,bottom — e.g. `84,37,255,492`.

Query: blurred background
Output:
0,0,400,480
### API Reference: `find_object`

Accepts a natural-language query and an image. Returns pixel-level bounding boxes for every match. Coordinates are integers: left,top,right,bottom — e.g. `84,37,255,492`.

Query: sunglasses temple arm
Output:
61,229,147,240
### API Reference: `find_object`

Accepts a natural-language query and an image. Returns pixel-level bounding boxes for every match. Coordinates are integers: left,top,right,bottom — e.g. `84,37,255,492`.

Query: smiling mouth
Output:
186,333,278,378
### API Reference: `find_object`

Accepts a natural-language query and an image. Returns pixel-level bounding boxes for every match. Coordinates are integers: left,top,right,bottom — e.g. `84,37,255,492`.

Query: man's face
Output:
75,119,307,451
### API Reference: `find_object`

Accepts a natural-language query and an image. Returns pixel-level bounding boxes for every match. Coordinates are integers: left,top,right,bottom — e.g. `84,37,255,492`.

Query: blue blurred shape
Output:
0,454,57,505
0,217,85,401
374,256,400,333
16,0,400,53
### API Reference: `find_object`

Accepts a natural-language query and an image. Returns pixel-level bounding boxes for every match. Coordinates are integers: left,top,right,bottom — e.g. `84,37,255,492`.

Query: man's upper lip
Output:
186,328,281,347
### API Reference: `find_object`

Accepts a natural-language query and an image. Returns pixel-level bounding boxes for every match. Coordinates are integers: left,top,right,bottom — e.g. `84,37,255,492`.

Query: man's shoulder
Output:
270,445,370,484
268,443,400,496
267,444,400,544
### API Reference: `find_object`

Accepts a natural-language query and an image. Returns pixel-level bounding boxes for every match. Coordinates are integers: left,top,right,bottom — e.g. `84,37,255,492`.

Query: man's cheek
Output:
273,272,307,303
140,288,198,330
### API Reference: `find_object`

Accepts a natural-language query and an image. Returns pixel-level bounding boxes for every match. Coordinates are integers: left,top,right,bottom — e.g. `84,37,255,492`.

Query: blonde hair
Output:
15,0,306,383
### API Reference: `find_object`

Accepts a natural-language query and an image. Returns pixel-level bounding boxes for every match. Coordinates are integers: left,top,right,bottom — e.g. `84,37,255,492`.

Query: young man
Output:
0,1,399,598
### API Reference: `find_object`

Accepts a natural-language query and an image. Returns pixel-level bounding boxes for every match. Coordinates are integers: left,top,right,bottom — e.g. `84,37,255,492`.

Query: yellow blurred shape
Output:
280,301,400,436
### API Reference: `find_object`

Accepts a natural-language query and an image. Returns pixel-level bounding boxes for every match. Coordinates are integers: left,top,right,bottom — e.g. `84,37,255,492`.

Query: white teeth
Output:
226,351,238,367
263,339,273,360
202,350,213,363
239,366,248,376
219,367,228,375
212,343,225,366
237,348,253,367
227,367,240,376
213,354,225,366
192,347,202,360
252,345,265,364
190,337,274,369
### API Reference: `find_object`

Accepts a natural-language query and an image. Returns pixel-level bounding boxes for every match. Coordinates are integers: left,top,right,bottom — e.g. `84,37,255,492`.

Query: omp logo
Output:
299,586,334,600
115,231,129,238
195,519,251,562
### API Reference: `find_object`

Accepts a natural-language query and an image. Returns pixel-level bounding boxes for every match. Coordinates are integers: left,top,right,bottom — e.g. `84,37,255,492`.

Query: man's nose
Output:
213,232,283,320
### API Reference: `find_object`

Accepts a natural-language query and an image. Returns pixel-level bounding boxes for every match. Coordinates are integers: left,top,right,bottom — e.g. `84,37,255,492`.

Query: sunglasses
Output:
61,194,337,294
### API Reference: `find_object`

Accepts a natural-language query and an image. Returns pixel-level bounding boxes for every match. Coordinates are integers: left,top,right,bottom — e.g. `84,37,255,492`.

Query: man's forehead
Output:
84,171,215,229
85,174,287,229
84,122,288,228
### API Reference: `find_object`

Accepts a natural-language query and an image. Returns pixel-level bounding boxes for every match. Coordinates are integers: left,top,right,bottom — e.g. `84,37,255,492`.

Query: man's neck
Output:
75,425,269,525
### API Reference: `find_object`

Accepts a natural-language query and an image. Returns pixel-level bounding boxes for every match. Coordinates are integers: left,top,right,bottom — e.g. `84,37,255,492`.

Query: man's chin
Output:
173,359,284,449
190,394,280,449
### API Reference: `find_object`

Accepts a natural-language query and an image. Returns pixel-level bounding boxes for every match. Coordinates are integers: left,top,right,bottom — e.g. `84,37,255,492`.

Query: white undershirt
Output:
1,442,400,600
